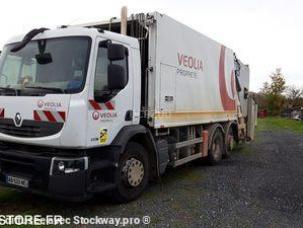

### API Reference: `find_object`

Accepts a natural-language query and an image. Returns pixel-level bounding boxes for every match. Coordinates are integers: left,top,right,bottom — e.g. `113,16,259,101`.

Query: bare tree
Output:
285,85,303,109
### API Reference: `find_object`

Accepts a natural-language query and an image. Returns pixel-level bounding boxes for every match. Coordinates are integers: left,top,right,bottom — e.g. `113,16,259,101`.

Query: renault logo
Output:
14,112,22,127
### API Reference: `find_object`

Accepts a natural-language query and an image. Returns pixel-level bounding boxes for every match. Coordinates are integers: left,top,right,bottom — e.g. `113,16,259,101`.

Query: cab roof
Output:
5,27,140,49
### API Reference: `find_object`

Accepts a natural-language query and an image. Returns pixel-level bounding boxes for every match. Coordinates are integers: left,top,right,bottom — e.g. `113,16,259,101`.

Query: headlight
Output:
50,157,88,175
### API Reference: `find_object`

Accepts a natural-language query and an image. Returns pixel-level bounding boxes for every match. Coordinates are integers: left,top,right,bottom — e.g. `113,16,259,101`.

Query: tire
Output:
208,128,224,165
223,125,235,159
112,142,149,203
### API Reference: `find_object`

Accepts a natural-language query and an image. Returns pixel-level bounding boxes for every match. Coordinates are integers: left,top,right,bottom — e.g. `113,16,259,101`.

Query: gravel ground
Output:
1,126,303,227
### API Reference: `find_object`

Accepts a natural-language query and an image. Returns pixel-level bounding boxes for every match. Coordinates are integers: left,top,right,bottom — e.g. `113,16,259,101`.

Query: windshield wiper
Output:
0,87,18,95
24,86,65,94
11,28,49,53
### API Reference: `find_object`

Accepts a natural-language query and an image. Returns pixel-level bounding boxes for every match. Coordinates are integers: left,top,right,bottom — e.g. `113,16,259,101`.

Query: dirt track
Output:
1,123,303,227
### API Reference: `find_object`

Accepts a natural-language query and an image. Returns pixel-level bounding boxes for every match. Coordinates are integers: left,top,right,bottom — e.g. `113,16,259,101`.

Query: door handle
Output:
125,110,133,121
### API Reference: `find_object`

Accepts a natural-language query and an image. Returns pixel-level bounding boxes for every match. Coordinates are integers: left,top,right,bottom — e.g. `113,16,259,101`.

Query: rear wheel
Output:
112,142,149,203
223,125,235,159
208,128,224,165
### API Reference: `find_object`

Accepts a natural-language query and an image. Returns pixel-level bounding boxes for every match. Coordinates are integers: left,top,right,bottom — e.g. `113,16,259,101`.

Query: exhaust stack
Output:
120,6,128,35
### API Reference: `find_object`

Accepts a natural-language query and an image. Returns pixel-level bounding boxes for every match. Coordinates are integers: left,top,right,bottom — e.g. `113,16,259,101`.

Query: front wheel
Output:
112,142,149,203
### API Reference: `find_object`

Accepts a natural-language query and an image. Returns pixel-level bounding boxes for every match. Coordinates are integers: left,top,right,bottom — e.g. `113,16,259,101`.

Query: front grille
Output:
0,123,41,137
0,119,63,138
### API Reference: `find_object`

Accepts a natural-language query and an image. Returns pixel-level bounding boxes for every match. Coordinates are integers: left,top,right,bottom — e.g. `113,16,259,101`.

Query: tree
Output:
259,68,286,116
261,82,271,95
266,93,285,116
285,85,303,109
269,68,286,95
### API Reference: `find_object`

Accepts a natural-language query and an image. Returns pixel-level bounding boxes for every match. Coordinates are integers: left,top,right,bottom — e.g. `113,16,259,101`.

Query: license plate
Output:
6,175,29,188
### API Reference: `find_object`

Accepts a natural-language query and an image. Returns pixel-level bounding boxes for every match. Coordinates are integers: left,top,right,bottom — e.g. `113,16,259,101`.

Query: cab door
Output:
86,38,134,147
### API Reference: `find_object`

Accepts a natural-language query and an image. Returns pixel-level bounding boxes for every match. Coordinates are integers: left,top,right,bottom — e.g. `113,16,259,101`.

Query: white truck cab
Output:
0,11,255,202
0,27,141,148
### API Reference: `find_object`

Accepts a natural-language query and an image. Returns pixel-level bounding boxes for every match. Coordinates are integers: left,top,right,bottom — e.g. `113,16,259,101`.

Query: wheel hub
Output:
212,140,221,160
122,158,144,187
228,135,234,150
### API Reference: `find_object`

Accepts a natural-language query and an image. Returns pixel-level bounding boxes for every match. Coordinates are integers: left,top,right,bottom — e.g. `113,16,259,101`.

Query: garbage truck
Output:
0,8,255,202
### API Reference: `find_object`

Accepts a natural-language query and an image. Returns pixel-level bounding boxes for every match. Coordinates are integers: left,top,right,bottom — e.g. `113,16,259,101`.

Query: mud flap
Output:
156,139,169,175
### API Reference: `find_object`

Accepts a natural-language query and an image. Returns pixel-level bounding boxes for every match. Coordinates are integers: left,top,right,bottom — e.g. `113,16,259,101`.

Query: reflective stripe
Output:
89,100,115,110
34,110,66,123
0,108,4,118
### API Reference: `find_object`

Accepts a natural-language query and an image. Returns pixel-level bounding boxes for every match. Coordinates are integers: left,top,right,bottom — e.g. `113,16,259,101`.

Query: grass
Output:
257,117,303,133
235,144,253,156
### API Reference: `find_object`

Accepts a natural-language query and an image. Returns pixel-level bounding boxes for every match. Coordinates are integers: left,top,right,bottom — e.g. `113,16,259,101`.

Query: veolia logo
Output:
37,100,62,109
14,112,22,127
92,111,100,120
37,100,44,108
177,53,203,71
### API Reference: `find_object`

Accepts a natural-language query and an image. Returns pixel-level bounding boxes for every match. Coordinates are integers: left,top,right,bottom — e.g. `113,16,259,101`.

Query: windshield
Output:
0,37,91,95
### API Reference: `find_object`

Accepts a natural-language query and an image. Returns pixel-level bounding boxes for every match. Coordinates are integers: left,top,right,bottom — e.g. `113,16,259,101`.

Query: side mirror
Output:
108,43,127,61
108,64,127,90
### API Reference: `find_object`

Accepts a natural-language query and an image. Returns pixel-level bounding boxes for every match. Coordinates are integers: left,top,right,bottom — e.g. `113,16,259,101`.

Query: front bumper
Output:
0,143,120,201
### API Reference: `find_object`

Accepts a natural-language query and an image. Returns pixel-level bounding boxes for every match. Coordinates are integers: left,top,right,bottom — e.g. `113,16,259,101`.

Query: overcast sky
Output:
0,0,302,92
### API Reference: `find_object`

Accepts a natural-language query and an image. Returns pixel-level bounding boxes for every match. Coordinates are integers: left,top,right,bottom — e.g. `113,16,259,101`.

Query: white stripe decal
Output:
37,110,48,122
52,111,64,123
